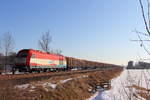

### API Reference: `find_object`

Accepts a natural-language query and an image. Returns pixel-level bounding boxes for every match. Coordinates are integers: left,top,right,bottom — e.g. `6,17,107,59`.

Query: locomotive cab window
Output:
17,52,27,58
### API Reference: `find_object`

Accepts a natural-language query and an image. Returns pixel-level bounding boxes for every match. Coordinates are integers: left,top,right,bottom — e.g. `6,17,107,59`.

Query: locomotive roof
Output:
18,49,63,56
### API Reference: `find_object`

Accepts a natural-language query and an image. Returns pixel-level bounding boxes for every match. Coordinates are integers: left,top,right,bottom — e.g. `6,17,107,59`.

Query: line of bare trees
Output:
0,32,15,71
0,31,62,72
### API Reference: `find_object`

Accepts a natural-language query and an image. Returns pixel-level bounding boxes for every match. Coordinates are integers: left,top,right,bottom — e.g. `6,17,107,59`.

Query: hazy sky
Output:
0,0,149,65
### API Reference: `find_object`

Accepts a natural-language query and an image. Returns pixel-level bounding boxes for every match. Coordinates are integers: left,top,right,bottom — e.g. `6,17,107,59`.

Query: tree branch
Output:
139,0,150,35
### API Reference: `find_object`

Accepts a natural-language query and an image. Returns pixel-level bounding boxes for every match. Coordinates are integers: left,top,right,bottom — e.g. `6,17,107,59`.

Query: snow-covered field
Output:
89,69,150,100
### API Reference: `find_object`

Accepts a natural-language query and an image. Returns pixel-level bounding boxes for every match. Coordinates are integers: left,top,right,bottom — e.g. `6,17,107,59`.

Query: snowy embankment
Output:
15,75,88,91
89,69,150,100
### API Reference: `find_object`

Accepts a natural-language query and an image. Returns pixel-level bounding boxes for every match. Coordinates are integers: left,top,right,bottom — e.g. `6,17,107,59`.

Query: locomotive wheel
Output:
29,70,32,73
12,67,16,75
43,69,47,72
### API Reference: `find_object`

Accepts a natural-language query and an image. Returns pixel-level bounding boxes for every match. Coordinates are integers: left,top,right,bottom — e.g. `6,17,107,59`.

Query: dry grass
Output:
0,68,123,100
130,85,150,100
132,85,150,92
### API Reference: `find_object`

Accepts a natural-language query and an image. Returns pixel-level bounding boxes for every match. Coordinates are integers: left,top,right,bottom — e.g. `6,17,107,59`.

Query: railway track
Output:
0,67,123,85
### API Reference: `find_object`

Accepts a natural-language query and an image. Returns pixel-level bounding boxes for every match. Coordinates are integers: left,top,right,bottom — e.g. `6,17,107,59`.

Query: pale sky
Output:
0,0,149,65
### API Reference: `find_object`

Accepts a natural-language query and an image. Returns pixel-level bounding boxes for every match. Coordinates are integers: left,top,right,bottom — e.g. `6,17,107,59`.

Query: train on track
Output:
12,49,120,74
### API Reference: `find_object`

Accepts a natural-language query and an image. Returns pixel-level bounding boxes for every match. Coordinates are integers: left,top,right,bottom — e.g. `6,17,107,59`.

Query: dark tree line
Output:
0,52,16,70
0,32,15,71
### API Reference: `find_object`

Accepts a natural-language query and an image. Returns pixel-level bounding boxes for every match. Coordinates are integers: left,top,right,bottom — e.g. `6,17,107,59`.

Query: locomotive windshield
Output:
16,52,28,58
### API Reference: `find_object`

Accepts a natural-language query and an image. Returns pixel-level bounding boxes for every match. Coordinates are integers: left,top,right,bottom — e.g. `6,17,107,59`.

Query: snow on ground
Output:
15,84,30,89
89,69,150,100
60,78,73,83
42,82,57,90
15,75,88,91
59,75,88,84
87,92,99,100
15,81,57,91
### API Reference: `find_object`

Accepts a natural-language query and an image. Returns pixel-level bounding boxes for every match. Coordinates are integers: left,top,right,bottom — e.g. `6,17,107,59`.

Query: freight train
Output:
12,49,120,74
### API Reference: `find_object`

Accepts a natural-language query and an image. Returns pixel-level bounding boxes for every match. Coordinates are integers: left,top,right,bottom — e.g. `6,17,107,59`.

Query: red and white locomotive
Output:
13,49,67,73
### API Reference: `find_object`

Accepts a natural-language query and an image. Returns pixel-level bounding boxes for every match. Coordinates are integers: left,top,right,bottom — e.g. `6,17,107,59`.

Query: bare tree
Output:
139,0,150,35
38,31,52,52
136,0,150,54
3,32,14,71
131,0,150,58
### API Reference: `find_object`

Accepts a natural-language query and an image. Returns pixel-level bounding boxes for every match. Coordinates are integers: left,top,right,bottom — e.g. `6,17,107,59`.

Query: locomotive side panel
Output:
15,49,67,72
28,50,67,69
